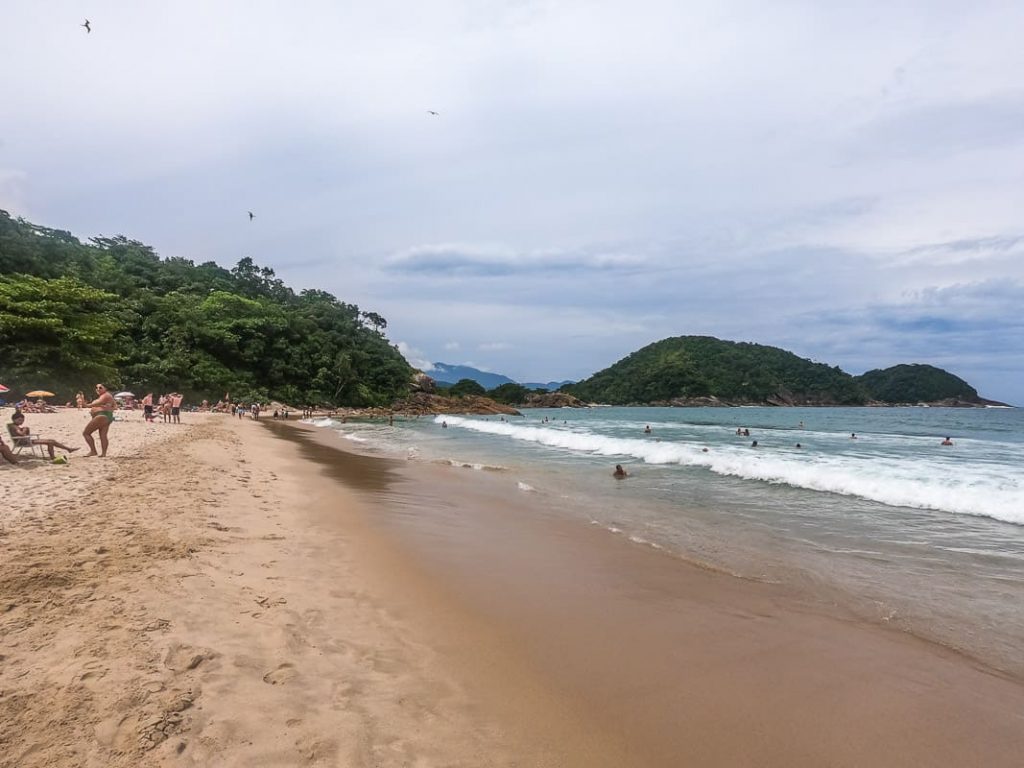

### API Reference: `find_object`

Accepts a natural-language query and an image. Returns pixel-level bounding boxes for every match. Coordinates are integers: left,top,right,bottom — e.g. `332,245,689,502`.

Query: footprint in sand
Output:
262,663,298,685
163,643,216,672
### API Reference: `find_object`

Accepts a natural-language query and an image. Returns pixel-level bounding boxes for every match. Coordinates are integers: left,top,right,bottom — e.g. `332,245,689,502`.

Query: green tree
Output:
0,209,414,405
0,274,124,391
488,382,530,404
448,378,486,397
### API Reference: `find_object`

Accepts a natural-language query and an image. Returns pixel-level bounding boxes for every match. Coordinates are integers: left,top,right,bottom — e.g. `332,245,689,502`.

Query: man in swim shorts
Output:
170,392,183,424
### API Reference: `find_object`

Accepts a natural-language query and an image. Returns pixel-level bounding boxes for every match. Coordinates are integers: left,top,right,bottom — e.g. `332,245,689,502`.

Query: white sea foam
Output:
438,416,1024,525
440,459,507,471
517,481,536,492
305,417,340,428
339,432,368,443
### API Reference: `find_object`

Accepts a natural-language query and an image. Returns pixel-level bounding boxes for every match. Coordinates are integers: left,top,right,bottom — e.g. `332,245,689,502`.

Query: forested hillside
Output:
855,364,979,404
0,211,412,405
563,336,868,405
561,336,1002,406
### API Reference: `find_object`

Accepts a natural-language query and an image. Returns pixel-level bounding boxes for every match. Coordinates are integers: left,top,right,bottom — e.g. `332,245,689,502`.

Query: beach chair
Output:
6,422,47,459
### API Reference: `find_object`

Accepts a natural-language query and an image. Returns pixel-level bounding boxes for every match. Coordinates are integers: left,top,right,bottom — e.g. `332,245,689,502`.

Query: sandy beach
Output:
3,411,1024,767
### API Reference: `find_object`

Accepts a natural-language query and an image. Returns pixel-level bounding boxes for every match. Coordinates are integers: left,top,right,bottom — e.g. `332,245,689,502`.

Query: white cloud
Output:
478,341,512,351
395,341,433,372
443,341,461,350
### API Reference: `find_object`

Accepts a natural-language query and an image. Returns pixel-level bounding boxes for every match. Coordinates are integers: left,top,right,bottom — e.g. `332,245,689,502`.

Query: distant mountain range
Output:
429,363,572,392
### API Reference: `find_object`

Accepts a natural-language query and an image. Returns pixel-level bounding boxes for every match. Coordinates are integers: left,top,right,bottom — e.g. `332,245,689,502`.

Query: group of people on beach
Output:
1,383,117,463
137,392,184,423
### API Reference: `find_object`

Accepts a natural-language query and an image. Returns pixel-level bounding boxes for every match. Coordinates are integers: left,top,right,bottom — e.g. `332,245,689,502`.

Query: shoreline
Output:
3,413,1023,766
266,419,1024,766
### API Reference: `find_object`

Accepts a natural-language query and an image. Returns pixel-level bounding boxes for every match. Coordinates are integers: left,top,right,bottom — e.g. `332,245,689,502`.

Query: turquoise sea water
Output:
306,406,1024,674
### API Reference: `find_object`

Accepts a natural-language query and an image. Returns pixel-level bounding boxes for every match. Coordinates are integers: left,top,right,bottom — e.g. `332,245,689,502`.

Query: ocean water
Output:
304,406,1024,675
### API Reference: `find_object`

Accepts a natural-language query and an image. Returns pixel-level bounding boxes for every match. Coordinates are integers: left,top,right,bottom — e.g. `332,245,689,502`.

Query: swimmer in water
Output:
941,437,953,446
613,464,628,478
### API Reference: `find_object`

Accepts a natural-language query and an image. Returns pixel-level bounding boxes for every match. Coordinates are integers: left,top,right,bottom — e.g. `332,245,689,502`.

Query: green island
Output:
560,336,1003,407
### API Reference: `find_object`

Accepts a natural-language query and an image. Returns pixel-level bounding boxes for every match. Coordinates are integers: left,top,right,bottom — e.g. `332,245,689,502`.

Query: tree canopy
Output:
855,364,978,404
447,378,487,397
562,336,992,406
0,210,412,405
563,336,868,405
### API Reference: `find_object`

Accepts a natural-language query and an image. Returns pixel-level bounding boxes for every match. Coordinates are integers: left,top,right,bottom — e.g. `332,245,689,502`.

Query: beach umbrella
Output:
114,391,135,398
25,390,55,398
0,384,9,393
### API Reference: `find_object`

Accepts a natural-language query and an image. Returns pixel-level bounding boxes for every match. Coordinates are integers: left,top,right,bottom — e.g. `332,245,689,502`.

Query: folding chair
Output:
6,422,47,458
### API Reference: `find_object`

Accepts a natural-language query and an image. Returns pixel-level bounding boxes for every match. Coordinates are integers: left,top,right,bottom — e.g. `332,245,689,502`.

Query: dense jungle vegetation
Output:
854,364,978,404
561,336,986,406
0,211,412,405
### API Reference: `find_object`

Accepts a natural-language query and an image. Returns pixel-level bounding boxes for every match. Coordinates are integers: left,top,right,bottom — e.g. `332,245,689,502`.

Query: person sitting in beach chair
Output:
8,412,78,459
0,435,19,465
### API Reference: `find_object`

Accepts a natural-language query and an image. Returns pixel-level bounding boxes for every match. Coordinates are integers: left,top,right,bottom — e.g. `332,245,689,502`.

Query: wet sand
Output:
271,419,1024,767
3,414,1023,766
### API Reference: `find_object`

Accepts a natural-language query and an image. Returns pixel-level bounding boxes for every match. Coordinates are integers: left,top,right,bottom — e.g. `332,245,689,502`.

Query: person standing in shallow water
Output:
83,383,116,457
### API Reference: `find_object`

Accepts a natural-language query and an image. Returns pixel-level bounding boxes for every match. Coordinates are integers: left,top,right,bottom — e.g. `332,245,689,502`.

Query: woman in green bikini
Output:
83,383,117,457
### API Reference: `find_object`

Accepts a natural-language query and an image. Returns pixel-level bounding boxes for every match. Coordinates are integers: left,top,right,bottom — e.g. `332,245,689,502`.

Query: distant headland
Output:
558,337,1009,408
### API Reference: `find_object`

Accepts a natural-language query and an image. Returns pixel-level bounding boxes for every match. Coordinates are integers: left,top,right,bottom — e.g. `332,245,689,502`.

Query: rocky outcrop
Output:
653,395,731,407
523,392,588,408
390,392,521,416
410,372,437,394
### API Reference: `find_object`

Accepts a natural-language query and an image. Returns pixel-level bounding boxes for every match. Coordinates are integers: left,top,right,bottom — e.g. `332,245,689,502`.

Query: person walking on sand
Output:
170,392,183,424
75,391,85,409
83,383,116,457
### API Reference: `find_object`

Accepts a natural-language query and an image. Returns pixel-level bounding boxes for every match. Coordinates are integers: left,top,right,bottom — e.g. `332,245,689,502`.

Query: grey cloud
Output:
384,243,649,277
848,93,1024,160
895,235,1024,266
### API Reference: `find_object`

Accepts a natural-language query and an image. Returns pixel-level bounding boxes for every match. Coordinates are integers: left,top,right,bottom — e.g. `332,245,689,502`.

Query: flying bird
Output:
82,19,91,33
427,110,439,116
248,211,254,221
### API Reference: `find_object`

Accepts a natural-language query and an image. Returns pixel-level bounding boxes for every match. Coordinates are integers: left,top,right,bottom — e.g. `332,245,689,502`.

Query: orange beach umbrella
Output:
25,390,56,398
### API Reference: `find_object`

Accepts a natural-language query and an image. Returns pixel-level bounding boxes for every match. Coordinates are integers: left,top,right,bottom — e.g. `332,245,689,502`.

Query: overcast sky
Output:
3,1,1023,402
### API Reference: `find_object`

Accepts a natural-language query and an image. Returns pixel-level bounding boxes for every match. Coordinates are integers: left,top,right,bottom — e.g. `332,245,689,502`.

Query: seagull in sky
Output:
427,110,439,116
248,211,254,221
82,19,91,33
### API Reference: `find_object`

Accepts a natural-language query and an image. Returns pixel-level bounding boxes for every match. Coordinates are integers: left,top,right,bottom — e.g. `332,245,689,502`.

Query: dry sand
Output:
0,411,623,767
3,411,1024,767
